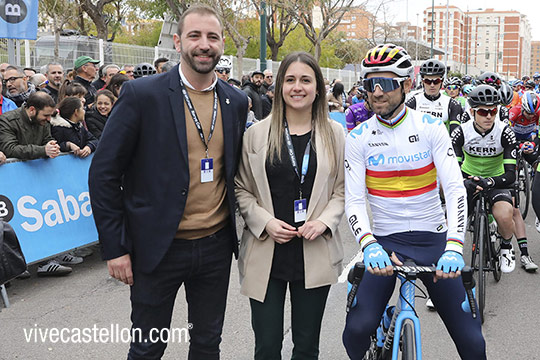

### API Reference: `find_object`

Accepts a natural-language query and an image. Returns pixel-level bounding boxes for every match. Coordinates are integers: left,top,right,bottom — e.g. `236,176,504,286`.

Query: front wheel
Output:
401,323,415,360
517,158,531,219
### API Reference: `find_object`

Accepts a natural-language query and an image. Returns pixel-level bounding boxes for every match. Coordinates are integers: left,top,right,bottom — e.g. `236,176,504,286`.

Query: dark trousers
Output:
249,278,330,360
342,231,486,360
128,226,233,360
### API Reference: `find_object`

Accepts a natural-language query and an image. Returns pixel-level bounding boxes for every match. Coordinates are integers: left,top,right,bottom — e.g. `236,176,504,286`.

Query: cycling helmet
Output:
497,82,514,106
215,56,232,71
533,72,540,80
477,72,501,88
462,75,472,84
525,80,536,89
359,43,414,79
462,84,474,95
445,77,462,88
133,63,156,78
522,75,530,82
521,91,540,114
467,85,499,108
419,58,446,77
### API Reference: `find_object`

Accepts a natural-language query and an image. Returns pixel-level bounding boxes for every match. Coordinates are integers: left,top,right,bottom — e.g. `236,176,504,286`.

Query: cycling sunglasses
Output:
422,78,443,85
363,77,407,93
446,85,459,90
475,108,498,117
216,69,230,74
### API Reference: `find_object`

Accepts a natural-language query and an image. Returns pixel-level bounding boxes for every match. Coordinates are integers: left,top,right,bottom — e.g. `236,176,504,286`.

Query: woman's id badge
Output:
294,199,307,223
201,158,214,183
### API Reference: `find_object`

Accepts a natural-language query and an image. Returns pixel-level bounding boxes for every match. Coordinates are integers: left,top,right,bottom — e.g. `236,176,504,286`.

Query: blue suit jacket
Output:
88,65,248,273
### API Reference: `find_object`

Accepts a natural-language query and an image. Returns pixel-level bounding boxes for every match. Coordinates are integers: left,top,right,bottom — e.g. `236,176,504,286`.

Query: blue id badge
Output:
294,199,307,223
201,158,214,183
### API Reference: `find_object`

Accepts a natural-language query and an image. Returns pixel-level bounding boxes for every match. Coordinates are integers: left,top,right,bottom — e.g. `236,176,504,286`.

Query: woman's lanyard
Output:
283,120,311,223
179,77,218,183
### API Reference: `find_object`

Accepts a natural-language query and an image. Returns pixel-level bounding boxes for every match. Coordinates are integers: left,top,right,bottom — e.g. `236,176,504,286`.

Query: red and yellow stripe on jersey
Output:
365,162,437,197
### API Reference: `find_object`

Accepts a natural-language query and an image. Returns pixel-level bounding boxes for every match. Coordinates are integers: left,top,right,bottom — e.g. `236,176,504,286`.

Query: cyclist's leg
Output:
289,282,330,360
490,190,515,241
424,279,486,360
407,232,486,360
490,189,516,272
342,270,396,359
249,278,287,360
342,233,403,359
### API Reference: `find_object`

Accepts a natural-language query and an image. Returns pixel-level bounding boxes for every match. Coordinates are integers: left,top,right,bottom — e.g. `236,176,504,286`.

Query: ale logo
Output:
0,194,15,222
0,0,28,24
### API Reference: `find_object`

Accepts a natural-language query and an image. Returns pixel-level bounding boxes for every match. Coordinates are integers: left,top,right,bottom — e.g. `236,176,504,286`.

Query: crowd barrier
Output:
0,154,97,264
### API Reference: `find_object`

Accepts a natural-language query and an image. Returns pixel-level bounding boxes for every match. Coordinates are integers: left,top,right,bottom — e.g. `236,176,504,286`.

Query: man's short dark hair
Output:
26,92,55,111
5,65,24,76
154,57,169,68
176,4,223,37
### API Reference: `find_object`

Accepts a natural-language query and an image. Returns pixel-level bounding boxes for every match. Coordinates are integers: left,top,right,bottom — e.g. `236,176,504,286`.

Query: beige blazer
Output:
235,118,345,302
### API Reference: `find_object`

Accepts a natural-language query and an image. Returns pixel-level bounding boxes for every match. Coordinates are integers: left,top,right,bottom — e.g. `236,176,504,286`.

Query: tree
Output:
79,0,116,41
39,0,79,61
279,0,359,61
251,0,298,61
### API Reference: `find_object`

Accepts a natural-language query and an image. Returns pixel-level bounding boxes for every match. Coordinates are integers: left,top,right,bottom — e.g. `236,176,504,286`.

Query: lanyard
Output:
179,77,218,158
283,120,311,198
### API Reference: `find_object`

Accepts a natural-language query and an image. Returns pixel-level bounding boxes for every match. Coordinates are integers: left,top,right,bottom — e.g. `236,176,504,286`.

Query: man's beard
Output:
368,88,405,120
181,46,221,74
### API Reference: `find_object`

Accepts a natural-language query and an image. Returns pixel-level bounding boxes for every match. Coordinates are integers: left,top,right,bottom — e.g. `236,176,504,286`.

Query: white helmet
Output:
216,57,232,71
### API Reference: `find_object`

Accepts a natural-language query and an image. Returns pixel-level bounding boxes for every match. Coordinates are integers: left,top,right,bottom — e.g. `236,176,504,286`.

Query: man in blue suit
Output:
88,5,248,359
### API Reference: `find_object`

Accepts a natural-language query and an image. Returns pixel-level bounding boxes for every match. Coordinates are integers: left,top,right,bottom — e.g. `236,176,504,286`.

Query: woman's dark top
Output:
265,131,317,282
85,107,108,139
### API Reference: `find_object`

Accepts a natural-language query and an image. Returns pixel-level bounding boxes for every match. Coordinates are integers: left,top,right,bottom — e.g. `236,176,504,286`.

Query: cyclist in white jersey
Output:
405,59,463,134
342,43,485,360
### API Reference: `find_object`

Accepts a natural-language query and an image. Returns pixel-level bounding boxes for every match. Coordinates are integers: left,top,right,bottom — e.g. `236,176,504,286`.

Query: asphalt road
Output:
1,212,540,359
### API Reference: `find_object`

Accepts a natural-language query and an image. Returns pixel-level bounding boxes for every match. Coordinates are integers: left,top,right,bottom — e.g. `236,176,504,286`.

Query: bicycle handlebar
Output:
346,261,478,319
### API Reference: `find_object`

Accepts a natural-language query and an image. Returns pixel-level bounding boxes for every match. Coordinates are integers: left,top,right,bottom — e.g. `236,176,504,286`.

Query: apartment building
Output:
530,41,540,75
423,6,531,79
335,6,373,40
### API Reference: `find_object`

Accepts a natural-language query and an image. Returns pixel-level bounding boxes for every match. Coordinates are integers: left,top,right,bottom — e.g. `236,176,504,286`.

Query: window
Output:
485,53,490,60
352,16,356,21
352,24,356,29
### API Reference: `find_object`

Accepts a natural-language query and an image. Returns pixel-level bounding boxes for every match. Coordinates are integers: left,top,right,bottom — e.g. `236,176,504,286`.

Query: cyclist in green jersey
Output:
451,85,519,273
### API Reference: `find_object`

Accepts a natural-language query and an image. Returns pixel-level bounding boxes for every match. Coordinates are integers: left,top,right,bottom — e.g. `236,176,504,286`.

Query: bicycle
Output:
468,187,502,324
347,261,477,360
515,144,533,219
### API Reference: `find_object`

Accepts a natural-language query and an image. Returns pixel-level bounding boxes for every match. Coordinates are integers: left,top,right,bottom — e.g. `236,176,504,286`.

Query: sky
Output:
387,0,540,40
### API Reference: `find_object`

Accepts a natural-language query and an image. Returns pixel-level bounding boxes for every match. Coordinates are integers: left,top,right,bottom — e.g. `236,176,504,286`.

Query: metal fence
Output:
0,37,358,90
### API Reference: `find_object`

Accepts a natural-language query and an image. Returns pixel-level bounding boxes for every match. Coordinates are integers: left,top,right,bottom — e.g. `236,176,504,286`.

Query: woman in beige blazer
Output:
235,51,345,359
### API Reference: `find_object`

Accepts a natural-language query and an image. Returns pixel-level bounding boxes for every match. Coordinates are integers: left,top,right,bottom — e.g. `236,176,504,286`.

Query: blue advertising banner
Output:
0,0,39,40
0,155,97,263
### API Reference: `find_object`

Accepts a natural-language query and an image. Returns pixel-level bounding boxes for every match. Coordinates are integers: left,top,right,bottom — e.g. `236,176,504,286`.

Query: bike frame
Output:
389,274,422,359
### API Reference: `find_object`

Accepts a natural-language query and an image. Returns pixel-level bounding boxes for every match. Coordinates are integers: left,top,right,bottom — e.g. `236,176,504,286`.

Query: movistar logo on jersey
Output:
349,122,369,139
368,150,431,166
422,114,443,125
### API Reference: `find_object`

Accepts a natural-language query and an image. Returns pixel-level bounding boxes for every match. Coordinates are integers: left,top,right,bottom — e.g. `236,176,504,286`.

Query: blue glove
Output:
437,250,465,273
363,242,391,269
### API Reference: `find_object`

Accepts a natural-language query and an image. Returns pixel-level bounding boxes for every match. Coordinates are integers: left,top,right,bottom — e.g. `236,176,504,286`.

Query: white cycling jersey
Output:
405,92,463,133
345,106,467,254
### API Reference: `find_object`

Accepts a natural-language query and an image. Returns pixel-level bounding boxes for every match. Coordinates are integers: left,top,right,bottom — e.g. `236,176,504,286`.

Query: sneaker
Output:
520,255,539,272
55,253,83,265
500,247,516,273
426,297,435,310
73,247,93,258
37,260,72,276
536,217,540,233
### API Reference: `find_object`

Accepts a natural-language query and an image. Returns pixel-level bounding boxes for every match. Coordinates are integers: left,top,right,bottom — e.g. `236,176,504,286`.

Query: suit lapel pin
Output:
225,98,230,105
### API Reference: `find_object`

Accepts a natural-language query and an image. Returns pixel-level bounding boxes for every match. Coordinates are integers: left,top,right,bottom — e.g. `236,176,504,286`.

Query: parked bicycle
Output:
347,261,477,360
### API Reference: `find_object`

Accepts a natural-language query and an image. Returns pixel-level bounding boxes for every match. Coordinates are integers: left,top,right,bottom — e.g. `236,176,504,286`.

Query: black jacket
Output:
242,82,264,120
85,107,108,139
73,76,97,106
88,66,249,273
50,115,98,153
